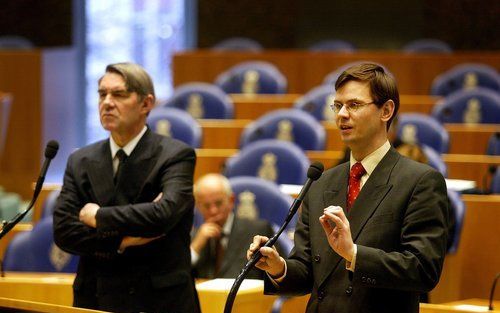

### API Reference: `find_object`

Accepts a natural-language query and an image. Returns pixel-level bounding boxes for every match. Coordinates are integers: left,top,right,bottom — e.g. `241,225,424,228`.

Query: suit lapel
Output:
348,148,398,241
317,163,349,287
87,141,115,206
317,149,399,288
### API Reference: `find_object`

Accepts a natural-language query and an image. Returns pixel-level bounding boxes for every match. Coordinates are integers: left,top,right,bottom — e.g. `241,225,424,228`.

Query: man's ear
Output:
141,94,155,114
381,100,395,123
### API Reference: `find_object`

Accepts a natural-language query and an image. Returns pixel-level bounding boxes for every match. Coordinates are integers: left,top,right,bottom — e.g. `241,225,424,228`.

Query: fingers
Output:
153,192,163,202
247,235,269,259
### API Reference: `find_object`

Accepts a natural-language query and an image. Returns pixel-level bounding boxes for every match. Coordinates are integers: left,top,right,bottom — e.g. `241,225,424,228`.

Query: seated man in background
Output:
191,173,282,279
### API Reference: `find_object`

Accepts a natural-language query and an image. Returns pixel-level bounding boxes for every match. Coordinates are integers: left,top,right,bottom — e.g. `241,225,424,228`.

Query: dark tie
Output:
347,162,366,210
114,149,128,185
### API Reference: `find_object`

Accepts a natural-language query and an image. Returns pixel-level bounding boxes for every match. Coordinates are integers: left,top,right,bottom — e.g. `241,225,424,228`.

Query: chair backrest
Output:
240,109,326,151
486,132,500,155
215,61,287,94
308,39,356,52
0,35,34,49
322,61,392,87
147,107,202,148
397,113,450,154
491,166,500,194
431,87,500,124
2,231,34,271
431,63,500,96
225,139,310,185
162,82,234,119
402,38,452,53
41,189,61,219
422,145,448,177
212,37,263,52
3,217,79,272
229,176,295,255
293,85,336,121
446,189,466,254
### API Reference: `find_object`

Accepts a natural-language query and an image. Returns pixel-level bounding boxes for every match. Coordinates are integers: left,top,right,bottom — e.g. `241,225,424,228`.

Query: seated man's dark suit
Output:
265,148,448,313
53,129,199,313
193,217,280,279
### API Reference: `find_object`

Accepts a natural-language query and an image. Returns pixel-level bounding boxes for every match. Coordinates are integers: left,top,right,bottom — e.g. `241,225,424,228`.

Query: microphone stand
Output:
223,178,315,313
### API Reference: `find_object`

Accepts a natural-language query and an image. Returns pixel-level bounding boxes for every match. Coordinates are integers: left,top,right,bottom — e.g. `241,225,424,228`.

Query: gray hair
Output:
101,62,156,102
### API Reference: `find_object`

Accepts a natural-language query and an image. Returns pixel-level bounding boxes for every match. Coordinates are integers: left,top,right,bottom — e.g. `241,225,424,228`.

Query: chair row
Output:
212,37,455,54
147,107,500,156
166,60,500,101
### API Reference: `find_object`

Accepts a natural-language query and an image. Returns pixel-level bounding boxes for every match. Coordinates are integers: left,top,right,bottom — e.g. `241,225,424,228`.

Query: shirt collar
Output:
350,140,391,176
222,212,234,236
110,125,148,159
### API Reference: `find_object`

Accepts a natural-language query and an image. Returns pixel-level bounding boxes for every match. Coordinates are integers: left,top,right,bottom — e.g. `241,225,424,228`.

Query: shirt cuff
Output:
266,257,287,287
190,247,200,265
345,244,357,272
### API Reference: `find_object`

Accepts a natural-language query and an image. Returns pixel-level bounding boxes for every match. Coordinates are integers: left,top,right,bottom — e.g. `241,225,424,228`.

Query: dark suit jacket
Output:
193,217,277,280
53,128,199,313
265,148,448,313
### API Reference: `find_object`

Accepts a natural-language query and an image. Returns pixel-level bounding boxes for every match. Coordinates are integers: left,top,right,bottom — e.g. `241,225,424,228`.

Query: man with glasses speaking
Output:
248,63,448,313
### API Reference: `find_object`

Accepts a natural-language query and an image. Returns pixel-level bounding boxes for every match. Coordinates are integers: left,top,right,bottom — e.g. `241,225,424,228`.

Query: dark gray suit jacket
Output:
53,128,199,313
193,217,277,280
265,148,448,313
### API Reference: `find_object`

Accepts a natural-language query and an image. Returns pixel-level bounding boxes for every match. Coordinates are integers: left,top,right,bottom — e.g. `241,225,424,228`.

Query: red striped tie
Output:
347,162,366,210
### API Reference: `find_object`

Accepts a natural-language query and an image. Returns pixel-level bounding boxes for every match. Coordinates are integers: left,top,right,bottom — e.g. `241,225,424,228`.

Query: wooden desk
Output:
0,51,42,199
230,94,440,119
173,50,500,94
431,195,500,303
199,119,500,156
0,297,106,313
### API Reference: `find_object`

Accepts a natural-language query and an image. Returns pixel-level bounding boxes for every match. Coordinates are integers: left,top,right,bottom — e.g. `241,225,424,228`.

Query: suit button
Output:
345,286,353,295
317,290,325,301
313,254,321,262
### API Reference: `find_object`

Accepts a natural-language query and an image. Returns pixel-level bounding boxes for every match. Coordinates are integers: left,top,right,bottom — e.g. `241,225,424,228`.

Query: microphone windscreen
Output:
307,161,324,181
44,140,59,159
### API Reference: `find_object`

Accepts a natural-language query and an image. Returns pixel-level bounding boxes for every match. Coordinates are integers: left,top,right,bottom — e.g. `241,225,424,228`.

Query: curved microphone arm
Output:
224,162,323,313
0,140,58,241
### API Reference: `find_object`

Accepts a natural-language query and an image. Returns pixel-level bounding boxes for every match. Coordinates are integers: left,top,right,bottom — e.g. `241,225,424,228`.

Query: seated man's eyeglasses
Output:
330,100,376,114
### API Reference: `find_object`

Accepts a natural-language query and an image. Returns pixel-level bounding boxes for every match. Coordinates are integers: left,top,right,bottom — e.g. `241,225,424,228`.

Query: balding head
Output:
194,174,234,226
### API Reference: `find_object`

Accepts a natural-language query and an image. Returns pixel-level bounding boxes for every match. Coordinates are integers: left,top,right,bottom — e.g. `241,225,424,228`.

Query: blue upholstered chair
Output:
215,61,287,94
422,145,448,177
212,37,263,52
3,217,79,272
308,39,356,52
41,189,61,219
148,107,202,148
162,82,234,119
2,231,34,271
431,63,500,96
229,176,295,254
397,113,450,154
0,36,34,49
486,132,500,155
225,139,310,185
240,109,326,151
491,167,500,194
402,38,452,53
293,85,336,121
431,88,500,124
446,189,466,254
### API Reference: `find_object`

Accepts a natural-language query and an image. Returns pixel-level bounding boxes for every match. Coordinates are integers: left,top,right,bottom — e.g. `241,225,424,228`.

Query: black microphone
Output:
489,272,500,311
0,140,59,240
224,161,324,313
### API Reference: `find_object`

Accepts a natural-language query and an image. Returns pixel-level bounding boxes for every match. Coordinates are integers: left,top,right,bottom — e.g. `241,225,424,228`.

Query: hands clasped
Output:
319,206,355,262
